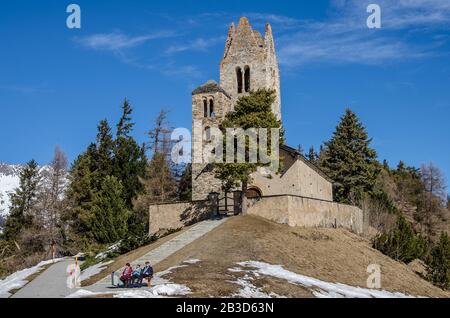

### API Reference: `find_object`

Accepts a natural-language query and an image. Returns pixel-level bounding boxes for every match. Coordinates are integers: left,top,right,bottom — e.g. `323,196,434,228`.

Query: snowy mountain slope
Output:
0,163,22,218
0,163,68,219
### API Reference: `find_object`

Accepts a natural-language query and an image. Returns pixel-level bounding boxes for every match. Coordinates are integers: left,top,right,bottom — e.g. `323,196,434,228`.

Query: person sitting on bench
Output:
119,263,133,288
140,261,154,287
131,264,143,287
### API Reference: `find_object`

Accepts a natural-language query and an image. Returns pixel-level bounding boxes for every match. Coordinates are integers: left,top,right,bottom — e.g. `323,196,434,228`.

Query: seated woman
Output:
131,265,143,287
119,263,133,288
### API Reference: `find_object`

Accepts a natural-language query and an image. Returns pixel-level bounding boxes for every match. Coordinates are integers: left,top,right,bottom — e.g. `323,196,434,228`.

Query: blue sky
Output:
0,0,449,189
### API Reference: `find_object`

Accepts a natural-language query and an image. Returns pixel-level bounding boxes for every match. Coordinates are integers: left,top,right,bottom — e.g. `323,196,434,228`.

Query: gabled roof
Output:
192,80,231,99
280,144,334,183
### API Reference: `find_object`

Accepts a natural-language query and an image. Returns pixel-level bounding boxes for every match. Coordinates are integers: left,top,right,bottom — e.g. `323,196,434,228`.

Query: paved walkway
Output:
12,259,75,298
88,218,228,292
11,218,228,297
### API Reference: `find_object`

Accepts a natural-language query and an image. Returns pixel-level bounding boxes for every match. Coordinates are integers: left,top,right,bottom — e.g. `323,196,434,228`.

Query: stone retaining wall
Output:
247,195,364,234
149,200,213,235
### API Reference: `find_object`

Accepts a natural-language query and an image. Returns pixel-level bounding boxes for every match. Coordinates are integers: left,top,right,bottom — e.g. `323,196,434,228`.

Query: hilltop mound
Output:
150,215,447,298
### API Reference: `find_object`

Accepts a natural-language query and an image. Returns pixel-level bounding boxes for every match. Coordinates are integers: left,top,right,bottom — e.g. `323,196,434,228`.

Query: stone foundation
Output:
247,195,364,234
149,200,214,235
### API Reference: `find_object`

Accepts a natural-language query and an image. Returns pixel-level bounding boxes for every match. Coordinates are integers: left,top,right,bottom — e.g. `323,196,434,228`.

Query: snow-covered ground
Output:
94,242,121,260
230,261,418,298
67,283,191,298
0,258,64,298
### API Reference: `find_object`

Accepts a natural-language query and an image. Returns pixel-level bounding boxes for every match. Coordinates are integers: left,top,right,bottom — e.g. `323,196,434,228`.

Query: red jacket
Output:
121,266,133,279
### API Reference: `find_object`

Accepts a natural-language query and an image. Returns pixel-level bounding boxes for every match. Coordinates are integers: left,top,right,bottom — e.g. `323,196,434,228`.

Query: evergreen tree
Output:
427,232,450,290
373,214,428,263
64,147,96,239
113,99,146,209
3,160,41,241
318,109,379,204
95,120,114,182
214,89,284,213
308,146,317,163
178,164,192,201
88,176,129,244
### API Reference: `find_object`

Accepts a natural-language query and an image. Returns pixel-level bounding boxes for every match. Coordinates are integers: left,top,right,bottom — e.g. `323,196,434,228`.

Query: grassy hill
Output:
149,215,448,298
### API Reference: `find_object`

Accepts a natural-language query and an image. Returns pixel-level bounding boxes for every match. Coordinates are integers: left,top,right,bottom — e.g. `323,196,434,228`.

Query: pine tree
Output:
318,109,379,204
95,119,114,181
113,99,146,209
214,89,284,213
308,146,317,163
89,176,129,244
64,147,96,239
3,160,41,241
427,232,450,289
178,164,192,201
373,214,427,263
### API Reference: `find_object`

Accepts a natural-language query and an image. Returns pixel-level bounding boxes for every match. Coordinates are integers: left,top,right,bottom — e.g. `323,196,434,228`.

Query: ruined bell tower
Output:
220,17,281,120
191,17,282,201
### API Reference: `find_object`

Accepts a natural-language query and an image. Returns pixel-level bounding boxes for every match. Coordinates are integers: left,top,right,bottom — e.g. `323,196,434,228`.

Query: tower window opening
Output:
236,67,243,94
203,99,208,118
244,66,250,92
209,99,215,118
204,126,211,142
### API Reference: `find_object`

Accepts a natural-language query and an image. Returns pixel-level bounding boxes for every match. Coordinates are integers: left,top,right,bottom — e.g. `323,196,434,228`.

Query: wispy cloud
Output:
165,36,225,55
278,0,450,67
74,31,176,52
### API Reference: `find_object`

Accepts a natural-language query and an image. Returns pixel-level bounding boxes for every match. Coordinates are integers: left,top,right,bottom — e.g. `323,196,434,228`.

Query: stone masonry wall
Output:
149,200,213,235
220,18,281,119
247,195,364,234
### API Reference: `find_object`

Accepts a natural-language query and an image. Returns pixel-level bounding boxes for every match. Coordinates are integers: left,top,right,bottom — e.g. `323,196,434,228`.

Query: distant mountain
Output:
0,163,22,218
0,163,68,219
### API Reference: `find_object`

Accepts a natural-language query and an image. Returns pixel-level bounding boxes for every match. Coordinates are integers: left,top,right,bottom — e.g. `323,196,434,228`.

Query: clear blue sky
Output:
0,0,449,189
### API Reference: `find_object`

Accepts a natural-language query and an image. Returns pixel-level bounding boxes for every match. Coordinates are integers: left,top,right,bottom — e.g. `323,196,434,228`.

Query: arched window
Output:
203,99,208,118
209,99,214,117
236,67,243,94
204,126,211,141
244,66,250,92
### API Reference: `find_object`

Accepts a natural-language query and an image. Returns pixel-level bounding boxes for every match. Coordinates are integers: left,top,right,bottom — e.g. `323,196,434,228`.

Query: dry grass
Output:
151,215,449,298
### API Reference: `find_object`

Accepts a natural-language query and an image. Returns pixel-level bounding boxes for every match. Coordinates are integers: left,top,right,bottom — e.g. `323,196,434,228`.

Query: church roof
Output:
192,80,231,99
280,144,334,183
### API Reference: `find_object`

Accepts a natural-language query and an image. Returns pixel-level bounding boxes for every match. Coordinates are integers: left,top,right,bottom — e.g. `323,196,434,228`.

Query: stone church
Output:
149,18,363,235
191,17,333,203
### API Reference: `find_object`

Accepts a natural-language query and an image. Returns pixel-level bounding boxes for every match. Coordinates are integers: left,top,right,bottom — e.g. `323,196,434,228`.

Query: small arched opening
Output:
246,186,262,199
203,99,208,118
244,66,250,92
204,126,211,142
209,99,215,117
236,67,243,94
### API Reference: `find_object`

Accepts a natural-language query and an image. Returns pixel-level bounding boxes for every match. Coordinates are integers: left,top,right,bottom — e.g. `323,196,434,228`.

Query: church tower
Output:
220,17,281,120
191,17,282,201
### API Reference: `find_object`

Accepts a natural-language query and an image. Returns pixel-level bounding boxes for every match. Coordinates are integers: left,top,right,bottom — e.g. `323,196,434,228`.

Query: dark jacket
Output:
142,265,153,277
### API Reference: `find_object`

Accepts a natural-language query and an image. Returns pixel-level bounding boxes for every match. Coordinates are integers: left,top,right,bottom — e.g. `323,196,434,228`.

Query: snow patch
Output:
0,258,64,298
0,173,20,217
230,275,282,298
94,242,121,260
234,261,418,298
67,283,191,298
183,259,201,265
